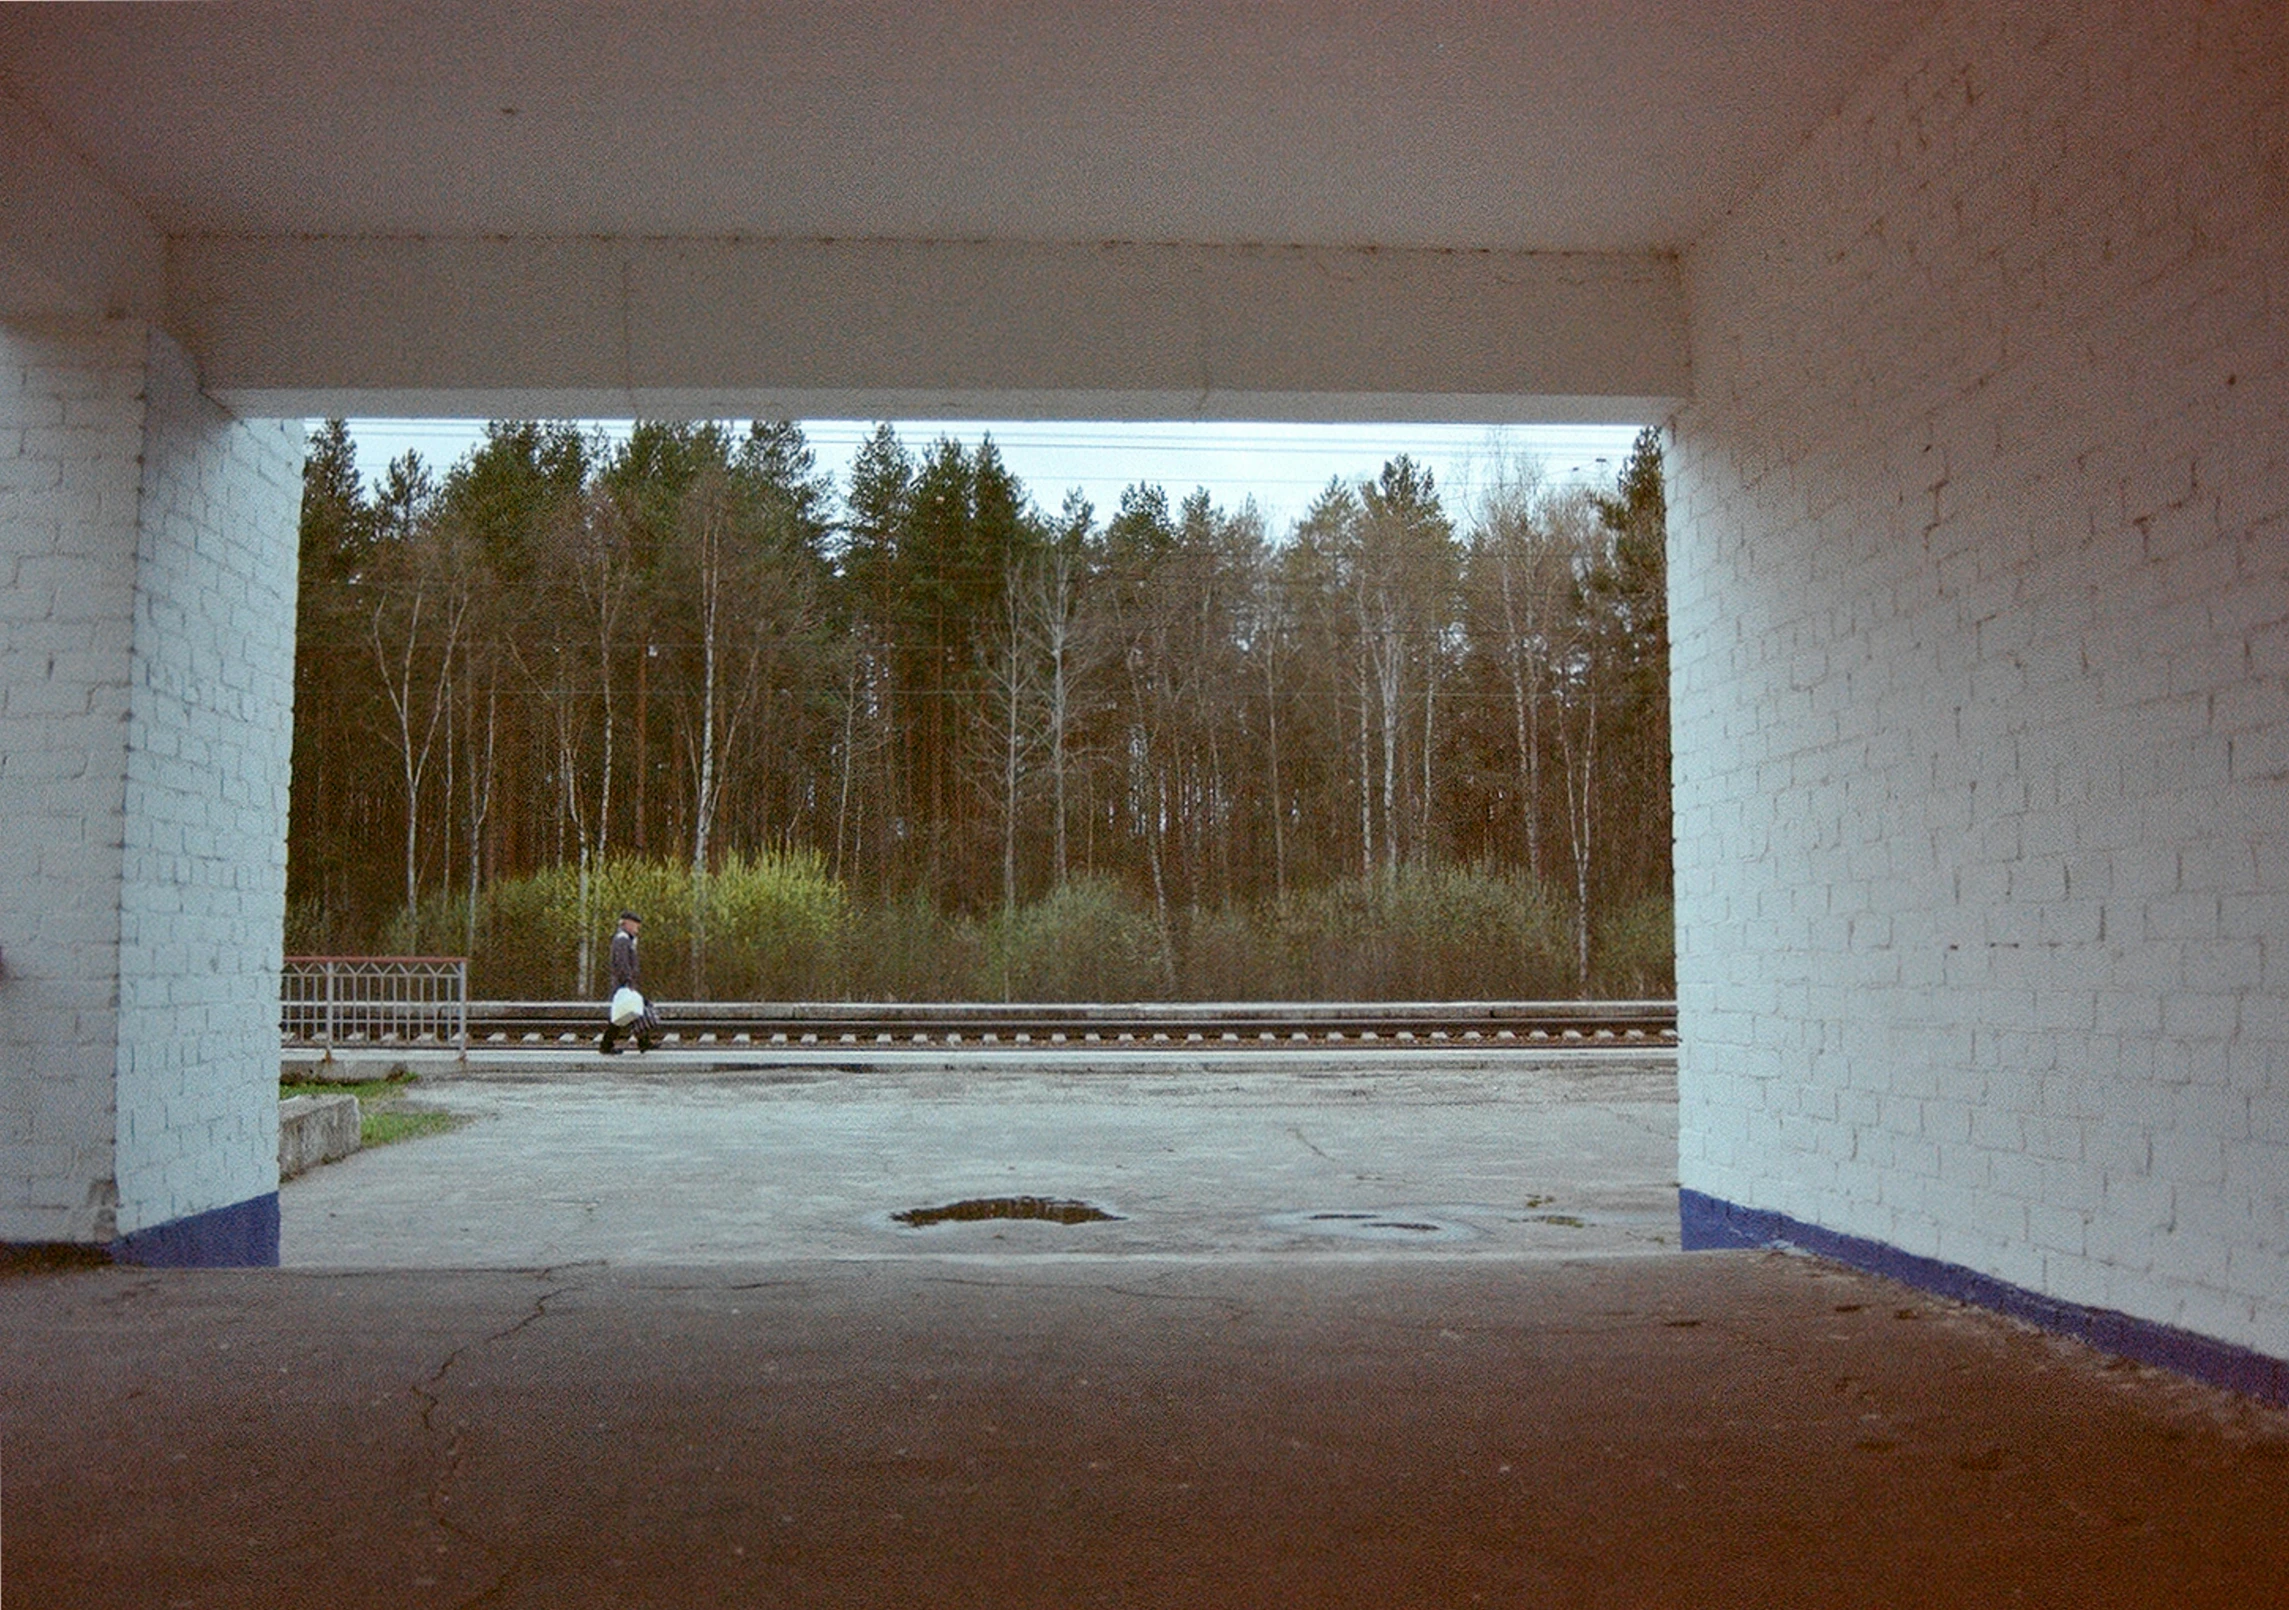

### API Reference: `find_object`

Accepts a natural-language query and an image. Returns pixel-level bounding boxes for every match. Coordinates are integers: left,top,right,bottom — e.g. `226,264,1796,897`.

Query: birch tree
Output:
362,451,470,920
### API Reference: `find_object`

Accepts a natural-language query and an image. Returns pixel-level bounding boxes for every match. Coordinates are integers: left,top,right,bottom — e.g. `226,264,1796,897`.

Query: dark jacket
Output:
609,928,641,993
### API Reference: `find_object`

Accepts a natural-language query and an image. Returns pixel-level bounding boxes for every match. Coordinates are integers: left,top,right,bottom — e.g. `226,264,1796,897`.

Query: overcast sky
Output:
333,418,1650,536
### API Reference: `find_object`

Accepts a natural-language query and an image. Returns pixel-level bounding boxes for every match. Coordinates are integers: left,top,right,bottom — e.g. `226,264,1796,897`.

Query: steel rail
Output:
403,999,1680,1050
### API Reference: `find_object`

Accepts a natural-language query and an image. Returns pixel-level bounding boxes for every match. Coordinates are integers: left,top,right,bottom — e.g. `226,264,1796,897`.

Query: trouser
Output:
600,1007,658,1052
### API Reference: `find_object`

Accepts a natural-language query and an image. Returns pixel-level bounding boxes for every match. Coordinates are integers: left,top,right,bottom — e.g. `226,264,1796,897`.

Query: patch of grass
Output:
281,1066,467,1152
359,1107,468,1148
281,1065,418,1103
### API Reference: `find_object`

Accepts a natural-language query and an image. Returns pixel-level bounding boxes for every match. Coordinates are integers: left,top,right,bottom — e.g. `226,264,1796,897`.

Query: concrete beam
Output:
0,89,162,321
166,236,1687,422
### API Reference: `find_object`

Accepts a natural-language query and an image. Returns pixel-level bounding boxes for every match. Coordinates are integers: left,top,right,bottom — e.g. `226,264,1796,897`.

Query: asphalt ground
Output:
7,1049,2289,1607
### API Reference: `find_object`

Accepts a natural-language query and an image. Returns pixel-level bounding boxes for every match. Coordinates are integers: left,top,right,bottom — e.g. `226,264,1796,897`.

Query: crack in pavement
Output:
1097,1282,1254,1319
1598,1106,1682,1139
94,1277,170,1309
913,1270,1255,1319
404,1267,588,1609
629,1277,809,1294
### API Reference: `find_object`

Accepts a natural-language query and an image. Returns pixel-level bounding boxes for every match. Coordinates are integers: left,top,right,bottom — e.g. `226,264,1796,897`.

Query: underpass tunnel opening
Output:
287,413,1674,1012
271,408,1684,1270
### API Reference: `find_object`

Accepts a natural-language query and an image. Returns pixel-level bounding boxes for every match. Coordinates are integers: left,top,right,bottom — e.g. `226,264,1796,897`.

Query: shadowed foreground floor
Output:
6,1251,2289,1608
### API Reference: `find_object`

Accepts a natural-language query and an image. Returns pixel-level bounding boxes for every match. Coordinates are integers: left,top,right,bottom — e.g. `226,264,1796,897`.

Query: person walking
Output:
598,909,656,1054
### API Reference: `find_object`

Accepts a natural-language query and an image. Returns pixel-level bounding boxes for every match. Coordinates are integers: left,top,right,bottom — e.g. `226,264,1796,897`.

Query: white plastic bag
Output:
609,986,645,1027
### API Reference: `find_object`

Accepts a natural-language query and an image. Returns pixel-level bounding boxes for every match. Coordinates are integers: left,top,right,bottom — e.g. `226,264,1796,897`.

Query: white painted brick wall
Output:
1672,0,2289,1353
0,317,301,1242
113,329,301,1235
0,317,144,1241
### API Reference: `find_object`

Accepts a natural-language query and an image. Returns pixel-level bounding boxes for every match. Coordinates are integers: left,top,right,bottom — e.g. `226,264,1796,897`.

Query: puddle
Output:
893,1196,1121,1228
1266,1209,1479,1244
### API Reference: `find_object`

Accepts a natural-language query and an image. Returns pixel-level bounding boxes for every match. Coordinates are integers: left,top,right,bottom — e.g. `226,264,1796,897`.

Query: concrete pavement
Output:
279,1048,1681,1267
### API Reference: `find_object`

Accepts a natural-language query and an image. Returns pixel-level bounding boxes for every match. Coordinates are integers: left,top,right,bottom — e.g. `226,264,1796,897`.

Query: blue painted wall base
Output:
110,1192,281,1266
5,1191,281,1268
1681,1188,2288,1404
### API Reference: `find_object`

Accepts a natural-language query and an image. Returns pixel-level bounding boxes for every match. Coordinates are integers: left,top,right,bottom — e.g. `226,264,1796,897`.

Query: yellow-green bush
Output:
980,876,1167,1001
1591,892,1675,998
835,891,981,1001
694,849,847,999
1271,865,1570,999
389,851,842,999
379,857,1630,1002
1172,903,1261,999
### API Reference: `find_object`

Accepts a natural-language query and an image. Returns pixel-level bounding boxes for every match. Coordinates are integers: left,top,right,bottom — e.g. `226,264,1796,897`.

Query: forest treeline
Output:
289,419,1671,1000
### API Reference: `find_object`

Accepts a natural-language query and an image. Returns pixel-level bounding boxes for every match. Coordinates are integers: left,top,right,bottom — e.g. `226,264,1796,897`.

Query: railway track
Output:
317,1000,1678,1052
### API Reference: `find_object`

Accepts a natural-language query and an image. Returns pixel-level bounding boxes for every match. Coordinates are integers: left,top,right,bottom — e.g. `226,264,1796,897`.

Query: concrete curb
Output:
278,1093,360,1179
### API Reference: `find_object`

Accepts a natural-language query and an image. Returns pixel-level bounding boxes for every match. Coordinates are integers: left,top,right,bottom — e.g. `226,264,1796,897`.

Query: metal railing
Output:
282,956,469,1055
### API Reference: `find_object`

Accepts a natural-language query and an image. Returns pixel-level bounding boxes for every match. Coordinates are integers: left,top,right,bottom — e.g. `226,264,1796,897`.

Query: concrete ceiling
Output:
3,1,1931,250
0,1,1937,419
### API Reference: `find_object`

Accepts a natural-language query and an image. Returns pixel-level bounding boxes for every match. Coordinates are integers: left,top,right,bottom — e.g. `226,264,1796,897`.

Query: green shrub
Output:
1172,903,1267,999
981,877,1166,1000
376,855,1648,1002
557,852,848,1000
1273,866,1570,999
472,866,577,996
836,891,981,1001
375,851,846,999
380,887,490,967
282,896,331,957
700,849,847,999
1591,892,1675,998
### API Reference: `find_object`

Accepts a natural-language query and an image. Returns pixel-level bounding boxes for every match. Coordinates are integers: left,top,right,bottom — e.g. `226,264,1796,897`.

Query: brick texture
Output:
0,317,145,1241
0,317,300,1241
113,330,301,1235
1671,1,2289,1354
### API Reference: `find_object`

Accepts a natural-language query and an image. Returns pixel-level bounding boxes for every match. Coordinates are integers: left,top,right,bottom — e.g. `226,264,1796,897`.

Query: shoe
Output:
636,1037,655,1053
599,1037,621,1055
